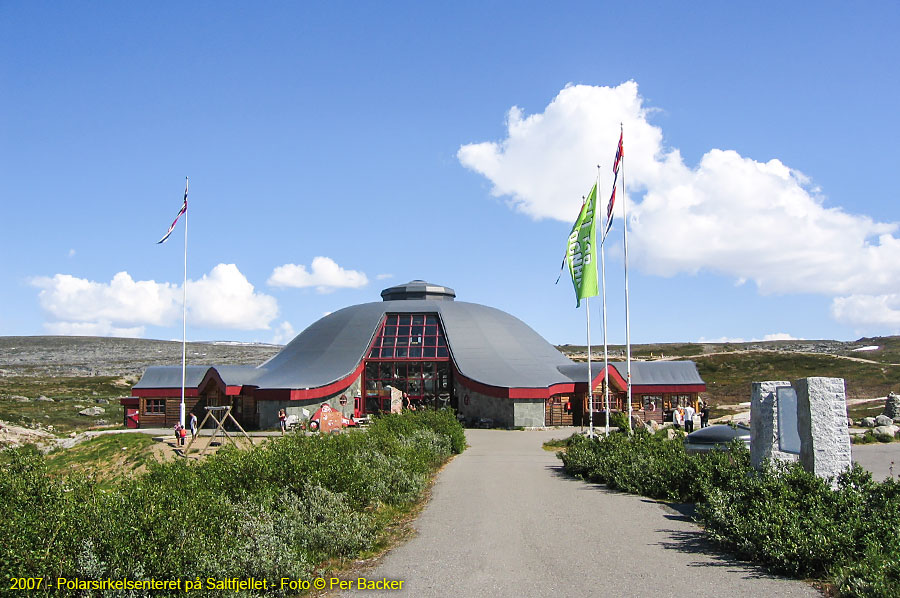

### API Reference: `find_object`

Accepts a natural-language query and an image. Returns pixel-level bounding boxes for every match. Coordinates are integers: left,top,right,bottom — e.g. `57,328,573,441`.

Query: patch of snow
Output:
852,345,880,352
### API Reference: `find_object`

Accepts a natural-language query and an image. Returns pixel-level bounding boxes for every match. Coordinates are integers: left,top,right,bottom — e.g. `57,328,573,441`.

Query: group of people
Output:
671,402,710,432
173,413,199,447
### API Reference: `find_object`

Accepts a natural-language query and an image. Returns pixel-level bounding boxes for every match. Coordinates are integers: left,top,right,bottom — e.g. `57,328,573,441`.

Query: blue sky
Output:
2,1,898,346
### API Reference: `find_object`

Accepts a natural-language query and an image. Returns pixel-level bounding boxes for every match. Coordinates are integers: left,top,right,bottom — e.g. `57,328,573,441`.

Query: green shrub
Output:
609,411,630,431
558,430,900,597
0,410,464,596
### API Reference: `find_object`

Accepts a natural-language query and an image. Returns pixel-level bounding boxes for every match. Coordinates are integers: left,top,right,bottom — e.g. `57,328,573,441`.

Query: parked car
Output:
683,423,750,454
473,417,494,429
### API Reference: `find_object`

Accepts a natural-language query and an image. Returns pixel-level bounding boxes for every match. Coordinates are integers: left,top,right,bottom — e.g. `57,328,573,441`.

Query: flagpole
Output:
180,176,188,429
586,296,593,439
620,125,633,434
599,165,610,437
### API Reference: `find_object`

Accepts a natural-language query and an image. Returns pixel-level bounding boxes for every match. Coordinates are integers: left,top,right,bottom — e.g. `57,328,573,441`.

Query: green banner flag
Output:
566,183,599,307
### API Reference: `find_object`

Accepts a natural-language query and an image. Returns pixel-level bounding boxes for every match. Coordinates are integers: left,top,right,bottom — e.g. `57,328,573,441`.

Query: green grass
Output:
43,433,159,480
696,352,900,405
0,375,128,433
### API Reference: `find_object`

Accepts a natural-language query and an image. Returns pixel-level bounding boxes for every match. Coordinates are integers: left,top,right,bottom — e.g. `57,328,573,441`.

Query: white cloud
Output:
697,333,800,343
459,82,900,329
67,249,75,258
32,271,180,326
44,320,146,338
761,333,799,342
187,264,278,330
268,256,369,293
272,321,296,345
831,294,900,331
376,273,394,280
31,264,278,336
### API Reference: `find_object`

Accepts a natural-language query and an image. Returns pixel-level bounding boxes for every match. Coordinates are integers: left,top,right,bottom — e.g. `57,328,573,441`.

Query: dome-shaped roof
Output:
254,293,574,394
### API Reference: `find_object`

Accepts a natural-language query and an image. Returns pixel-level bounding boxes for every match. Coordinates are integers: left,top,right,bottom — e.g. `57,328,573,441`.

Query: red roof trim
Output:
455,371,576,400
589,365,628,392
261,362,365,401
132,388,200,398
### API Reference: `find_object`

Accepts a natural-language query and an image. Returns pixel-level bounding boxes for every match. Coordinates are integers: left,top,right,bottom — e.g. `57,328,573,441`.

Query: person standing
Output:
174,422,185,447
701,404,710,428
684,403,696,433
278,408,287,435
189,412,198,439
672,407,683,429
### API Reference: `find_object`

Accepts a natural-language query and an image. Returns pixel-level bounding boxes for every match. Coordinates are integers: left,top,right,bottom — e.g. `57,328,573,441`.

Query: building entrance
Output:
363,361,453,413
362,312,453,415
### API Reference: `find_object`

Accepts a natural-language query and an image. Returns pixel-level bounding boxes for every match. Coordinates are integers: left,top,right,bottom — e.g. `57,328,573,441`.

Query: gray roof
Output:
256,298,575,390
134,364,260,389
611,361,705,386
134,365,211,389
135,281,701,394
557,361,705,387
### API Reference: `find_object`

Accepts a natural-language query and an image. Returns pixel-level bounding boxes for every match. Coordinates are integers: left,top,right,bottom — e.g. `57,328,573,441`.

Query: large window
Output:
367,314,449,359
363,313,452,414
145,399,165,415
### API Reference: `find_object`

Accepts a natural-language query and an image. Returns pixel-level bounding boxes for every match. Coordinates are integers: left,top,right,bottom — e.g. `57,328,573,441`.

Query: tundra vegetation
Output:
0,410,465,597
557,431,900,598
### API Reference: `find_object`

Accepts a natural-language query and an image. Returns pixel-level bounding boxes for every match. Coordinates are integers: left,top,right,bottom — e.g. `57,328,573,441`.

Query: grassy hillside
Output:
558,336,900,411
0,376,131,433
43,433,160,481
695,352,900,403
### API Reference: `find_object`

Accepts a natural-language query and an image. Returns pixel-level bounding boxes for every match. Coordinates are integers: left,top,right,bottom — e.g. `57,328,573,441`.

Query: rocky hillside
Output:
0,336,282,378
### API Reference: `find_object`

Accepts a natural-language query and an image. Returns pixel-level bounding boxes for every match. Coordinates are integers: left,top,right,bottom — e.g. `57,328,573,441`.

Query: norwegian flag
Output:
604,186,616,239
157,180,188,244
612,130,623,175
603,131,623,241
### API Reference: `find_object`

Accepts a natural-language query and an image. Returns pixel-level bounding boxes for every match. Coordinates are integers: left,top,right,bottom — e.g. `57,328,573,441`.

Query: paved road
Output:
852,442,900,481
341,429,819,598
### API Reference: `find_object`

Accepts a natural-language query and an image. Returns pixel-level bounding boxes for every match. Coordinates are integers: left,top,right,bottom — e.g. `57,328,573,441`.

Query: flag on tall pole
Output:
157,177,189,429
565,181,600,437
603,130,623,241
565,183,600,307
157,181,188,244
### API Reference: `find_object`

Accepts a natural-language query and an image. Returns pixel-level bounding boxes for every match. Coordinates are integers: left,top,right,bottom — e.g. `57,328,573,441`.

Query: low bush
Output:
0,409,465,597
559,431,900,597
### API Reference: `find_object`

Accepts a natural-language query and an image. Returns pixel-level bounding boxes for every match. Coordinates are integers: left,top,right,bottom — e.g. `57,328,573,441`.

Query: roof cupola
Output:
380,280,456,302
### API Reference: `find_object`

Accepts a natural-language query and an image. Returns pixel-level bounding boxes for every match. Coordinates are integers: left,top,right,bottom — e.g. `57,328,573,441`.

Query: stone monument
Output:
750,381,797,469
795,377,852,484
883,391,900,422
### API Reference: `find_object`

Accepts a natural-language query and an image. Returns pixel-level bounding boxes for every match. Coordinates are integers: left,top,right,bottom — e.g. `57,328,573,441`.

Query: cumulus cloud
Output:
268,256,369,293
44,320,146,338
697,333,801,343
272,321,296,345
31,264,278,336
831,294,900,331
187,264,278,330
459,82,900,329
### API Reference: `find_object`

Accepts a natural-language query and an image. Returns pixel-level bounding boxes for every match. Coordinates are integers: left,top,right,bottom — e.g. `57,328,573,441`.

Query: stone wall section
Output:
750,381,796,469
795,377,851,484
454,382,517,427
513,399,546,428
258,376,361,429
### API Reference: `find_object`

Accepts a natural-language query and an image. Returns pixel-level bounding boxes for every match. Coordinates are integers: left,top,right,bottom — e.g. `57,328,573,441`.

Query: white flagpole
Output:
621,125,633,433
180,176,189,429
599,165,610,437
586,296,593,439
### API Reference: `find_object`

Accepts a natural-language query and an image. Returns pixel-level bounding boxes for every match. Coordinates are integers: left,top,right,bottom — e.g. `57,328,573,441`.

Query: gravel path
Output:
340,429,819,598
